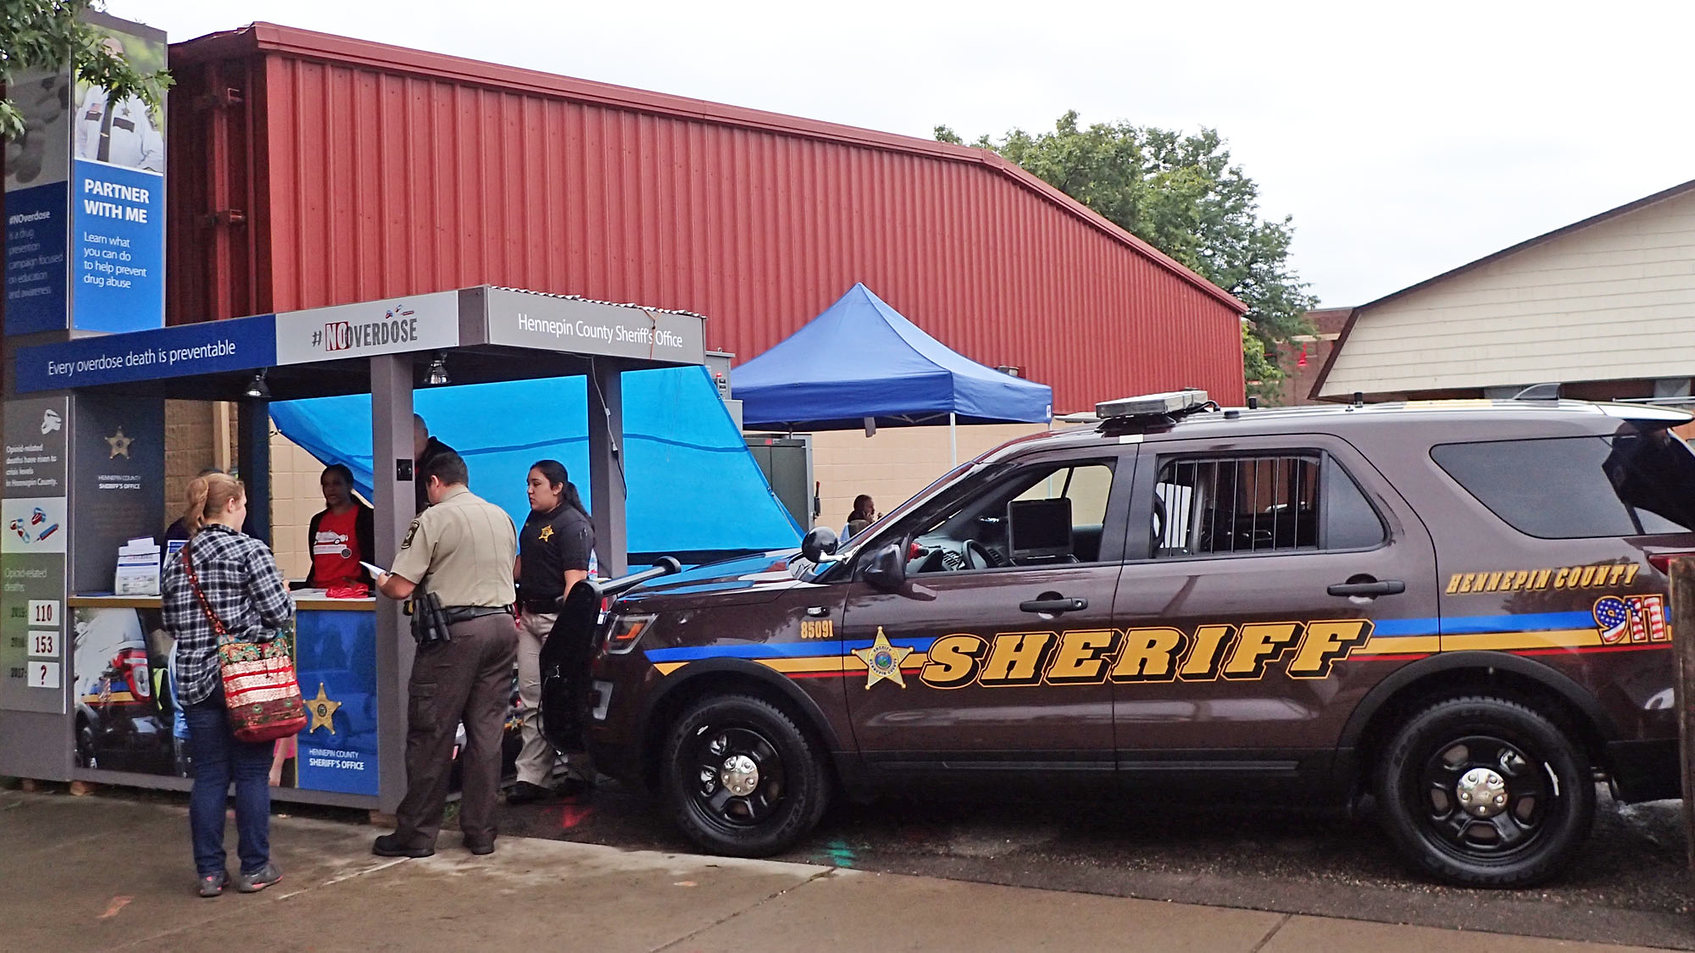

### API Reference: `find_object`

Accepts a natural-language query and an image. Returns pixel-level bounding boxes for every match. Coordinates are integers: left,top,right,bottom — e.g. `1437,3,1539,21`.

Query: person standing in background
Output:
413,414,455,514
160,472,292,896
372,450,518,857
508,460,596,804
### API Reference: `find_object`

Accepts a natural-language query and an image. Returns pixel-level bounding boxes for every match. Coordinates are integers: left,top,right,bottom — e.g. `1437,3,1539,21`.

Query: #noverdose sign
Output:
272,292,461,365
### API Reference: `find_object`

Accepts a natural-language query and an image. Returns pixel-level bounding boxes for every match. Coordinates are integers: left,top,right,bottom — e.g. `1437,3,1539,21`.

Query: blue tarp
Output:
269,365,802,559
733,282,1054,430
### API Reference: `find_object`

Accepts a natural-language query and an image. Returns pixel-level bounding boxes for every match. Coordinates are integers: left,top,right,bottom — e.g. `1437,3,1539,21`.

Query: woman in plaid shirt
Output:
160,472,294,897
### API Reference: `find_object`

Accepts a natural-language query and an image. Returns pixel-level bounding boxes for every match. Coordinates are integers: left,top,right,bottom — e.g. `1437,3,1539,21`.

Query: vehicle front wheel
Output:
1377,695,1594,887
660,694,828,857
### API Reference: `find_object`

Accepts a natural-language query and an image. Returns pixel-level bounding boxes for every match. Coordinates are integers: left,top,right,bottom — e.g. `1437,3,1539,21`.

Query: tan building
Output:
1313,179,1695,404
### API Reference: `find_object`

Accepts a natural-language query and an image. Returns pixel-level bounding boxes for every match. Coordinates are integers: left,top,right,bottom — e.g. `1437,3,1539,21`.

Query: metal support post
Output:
236,400,271,543
588,359,628,577
1672,556,1695,875
369,355,415,814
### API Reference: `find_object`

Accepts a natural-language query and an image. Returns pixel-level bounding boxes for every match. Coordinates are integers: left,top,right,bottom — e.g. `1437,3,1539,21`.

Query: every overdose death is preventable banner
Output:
12,315,279,393
11,291,467,394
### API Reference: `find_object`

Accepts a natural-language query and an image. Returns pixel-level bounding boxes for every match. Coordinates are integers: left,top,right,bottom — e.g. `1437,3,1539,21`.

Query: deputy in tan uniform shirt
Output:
371,449,518,858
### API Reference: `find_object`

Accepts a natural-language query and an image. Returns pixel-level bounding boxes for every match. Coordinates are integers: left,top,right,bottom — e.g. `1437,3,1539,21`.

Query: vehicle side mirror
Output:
862,540,907,591
801,526,839,563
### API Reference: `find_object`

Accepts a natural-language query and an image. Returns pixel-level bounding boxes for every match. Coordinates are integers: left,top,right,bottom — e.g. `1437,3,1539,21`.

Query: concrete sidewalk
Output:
0,787,1680,953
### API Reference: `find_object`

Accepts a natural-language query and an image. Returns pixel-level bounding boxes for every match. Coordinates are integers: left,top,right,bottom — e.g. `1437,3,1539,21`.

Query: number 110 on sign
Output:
28,600,59,627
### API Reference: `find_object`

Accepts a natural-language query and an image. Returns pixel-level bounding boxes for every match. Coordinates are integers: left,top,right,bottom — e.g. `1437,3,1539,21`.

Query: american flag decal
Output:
1593,595,1668,644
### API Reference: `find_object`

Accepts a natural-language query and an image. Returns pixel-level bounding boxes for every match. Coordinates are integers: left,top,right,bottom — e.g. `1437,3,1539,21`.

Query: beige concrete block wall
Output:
188,415,1049,575
162,400,232,534
804,423,1050,530
269,430,329,582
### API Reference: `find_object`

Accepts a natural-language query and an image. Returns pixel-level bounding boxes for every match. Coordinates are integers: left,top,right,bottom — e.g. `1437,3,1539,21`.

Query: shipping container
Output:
167,23,1246,411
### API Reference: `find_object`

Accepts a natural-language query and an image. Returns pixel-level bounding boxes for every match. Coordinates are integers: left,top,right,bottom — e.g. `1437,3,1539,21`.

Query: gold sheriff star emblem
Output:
105,428,133,458
308,682,342,733
538,525,555,542
851,627,912,689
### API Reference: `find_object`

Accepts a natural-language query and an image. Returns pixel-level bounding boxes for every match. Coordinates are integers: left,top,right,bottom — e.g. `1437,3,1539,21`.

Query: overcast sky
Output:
116,0,1695,309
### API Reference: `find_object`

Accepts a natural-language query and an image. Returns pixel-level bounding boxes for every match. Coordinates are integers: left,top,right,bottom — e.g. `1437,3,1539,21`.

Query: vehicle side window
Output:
1324,456,1387,549
1431,433,1695,538
1153,452,1384,557
907,459,1117,572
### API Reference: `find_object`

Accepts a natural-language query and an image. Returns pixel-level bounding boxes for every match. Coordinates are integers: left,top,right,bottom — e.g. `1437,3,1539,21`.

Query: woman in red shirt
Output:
303,463,374,589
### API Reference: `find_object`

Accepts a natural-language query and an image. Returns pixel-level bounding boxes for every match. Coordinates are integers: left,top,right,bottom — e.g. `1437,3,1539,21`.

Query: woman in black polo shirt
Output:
509,459,595,804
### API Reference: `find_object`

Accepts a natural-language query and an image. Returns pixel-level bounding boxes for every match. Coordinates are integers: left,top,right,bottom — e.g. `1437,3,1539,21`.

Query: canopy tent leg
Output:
950,413,957,466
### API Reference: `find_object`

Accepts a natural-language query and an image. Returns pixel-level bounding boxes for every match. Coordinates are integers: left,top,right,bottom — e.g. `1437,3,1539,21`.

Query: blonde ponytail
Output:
182,472,245,535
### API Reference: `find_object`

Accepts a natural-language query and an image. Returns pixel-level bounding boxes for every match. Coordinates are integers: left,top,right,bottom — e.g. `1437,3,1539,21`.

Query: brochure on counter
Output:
115,537,162,595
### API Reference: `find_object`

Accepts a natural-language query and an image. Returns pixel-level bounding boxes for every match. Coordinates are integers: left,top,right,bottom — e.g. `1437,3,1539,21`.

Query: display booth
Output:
0,286,705,810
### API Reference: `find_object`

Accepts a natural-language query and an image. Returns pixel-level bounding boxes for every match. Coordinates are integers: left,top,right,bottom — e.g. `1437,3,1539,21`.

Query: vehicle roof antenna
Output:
1511,382,1562,401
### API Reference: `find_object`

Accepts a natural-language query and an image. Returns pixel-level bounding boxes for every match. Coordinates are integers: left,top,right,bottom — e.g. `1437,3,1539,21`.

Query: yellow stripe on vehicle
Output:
1354,636,1440,656
1441,629,1604,652
754,657,847,674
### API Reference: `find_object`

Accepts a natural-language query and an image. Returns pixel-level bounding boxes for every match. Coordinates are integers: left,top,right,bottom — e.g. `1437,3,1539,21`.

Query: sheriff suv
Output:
548,391,1695,887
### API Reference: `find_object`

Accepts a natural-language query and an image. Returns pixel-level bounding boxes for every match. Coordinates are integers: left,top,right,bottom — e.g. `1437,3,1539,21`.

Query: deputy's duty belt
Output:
441,605,515,625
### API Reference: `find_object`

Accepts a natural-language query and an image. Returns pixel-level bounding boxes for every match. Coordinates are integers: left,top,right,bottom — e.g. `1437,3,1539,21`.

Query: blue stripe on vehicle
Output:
1365,612,1596,638
1438,611,1595,634
645,636,938,664
1368,618,1440,637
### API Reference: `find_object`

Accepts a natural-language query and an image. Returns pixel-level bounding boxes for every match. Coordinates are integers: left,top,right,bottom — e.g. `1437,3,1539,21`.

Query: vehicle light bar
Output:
1096,389,1209,420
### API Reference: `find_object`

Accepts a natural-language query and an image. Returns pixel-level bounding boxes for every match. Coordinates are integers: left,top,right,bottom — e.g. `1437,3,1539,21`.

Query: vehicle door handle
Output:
1327,579,1405,597
1020,597,1087,614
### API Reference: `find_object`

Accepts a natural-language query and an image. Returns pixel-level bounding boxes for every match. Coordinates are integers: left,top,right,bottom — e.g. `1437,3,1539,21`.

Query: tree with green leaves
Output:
937,112,1315,400
2,0,170,141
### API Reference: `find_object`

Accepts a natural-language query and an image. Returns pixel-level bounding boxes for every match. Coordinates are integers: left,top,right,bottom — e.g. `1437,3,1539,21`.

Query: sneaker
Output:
236,862,282,893
197,871,228,898
372,833,435,858
463,837,495,856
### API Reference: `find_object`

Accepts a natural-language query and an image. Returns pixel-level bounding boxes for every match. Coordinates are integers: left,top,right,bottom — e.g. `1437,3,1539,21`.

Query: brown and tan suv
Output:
543,391,1695,887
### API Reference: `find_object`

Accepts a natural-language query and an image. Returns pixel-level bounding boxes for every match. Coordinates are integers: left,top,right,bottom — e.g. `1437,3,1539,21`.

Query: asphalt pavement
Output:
495,779,1695,950
3,782,1691,953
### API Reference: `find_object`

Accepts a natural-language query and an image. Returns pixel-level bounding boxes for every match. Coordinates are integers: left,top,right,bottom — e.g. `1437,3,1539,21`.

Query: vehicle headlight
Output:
603,613,656,655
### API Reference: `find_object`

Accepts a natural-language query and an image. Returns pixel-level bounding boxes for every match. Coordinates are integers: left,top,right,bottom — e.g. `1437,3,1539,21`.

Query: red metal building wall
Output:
168,25,1245,412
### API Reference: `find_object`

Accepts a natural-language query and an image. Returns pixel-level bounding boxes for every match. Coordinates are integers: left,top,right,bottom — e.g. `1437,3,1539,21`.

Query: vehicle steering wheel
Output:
963,539,996,570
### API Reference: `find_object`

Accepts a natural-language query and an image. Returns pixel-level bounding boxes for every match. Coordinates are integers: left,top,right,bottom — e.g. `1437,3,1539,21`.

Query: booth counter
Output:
67,592,382,806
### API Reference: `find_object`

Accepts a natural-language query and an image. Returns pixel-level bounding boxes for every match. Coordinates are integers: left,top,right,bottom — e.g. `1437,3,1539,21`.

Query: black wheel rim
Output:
1413,732,1555,862
680,723,787,832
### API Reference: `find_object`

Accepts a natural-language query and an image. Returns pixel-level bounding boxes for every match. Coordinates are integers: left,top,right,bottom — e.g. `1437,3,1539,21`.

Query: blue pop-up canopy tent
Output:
270,365,801,563
733,283,1053,431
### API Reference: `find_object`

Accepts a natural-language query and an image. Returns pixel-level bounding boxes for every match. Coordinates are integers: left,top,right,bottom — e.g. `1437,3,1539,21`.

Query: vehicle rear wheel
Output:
1377,695,1594,887
660,694,828,857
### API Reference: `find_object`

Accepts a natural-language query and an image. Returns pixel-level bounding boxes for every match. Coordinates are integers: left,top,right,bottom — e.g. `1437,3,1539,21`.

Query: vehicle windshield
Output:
790,459,984,580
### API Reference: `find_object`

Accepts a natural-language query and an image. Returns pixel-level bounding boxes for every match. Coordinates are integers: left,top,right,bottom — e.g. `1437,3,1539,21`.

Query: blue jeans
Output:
185,687,273,876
